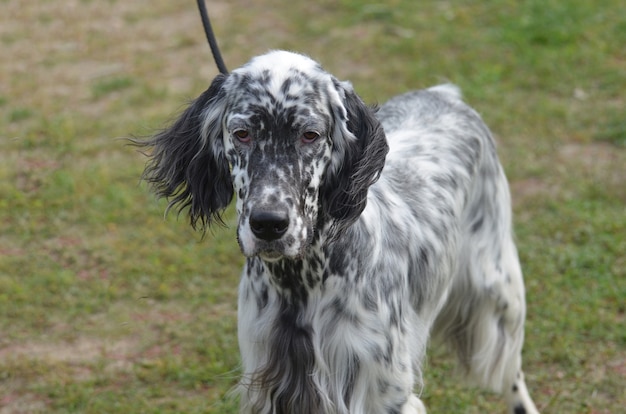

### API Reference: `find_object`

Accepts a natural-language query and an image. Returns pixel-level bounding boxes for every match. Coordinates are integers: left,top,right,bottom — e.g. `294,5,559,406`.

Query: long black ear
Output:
136,74,232,231
321,81,389,234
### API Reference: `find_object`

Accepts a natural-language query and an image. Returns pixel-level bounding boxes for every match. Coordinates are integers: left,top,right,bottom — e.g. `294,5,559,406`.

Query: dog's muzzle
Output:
238,204,305,261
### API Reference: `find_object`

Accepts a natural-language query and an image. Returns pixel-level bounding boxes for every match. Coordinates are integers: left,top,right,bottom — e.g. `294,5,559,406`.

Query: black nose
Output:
249,211,289,241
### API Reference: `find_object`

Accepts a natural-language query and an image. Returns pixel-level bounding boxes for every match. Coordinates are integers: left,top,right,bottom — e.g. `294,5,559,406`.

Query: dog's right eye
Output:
301,131,320,144
234,129,251,143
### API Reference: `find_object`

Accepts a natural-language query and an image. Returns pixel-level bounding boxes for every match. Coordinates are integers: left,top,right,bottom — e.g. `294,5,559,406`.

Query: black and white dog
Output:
138,50,540,414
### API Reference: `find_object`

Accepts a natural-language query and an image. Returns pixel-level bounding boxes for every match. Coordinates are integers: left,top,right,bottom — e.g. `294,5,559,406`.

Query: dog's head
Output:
140,51,388,260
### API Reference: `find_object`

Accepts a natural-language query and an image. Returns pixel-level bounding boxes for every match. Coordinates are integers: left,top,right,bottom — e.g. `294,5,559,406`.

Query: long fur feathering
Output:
138,50,540,414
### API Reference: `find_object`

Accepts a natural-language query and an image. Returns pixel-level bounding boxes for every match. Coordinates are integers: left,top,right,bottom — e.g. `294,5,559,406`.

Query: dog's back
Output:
372,86,537,412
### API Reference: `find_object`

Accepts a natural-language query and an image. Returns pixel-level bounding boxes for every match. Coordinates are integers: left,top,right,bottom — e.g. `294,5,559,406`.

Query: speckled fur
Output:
138,51,540,414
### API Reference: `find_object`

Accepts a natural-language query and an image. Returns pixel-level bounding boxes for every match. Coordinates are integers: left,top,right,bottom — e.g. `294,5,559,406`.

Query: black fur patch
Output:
514,404,527,414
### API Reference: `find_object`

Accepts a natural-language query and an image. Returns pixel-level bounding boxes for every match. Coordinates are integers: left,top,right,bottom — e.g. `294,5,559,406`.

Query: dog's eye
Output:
234,129,251,143
301,131,320,143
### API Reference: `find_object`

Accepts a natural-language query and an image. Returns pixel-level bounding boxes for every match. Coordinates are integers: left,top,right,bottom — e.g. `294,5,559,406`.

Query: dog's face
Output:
225,128,329,261
221,53,336,260
141,50,388,261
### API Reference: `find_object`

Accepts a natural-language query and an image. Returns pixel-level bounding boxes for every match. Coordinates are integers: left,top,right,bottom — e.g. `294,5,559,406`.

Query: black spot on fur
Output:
328,247,349,276
362,290,379,312
256,283,269,312
513,404,527,414
342,353,360,404
267,260,307,303
471,215,484,233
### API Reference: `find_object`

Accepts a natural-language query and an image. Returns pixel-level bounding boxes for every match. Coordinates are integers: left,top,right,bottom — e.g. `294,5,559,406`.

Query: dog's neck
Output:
246,215,353,305
257,238,326,305
243,239,329,412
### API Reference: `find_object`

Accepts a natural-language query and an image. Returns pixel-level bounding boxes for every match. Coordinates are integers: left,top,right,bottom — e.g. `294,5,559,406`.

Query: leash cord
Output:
196,0,228,75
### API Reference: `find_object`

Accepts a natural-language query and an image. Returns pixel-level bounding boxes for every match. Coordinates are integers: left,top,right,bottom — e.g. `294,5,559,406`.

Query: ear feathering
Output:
136,74,233,231
321,79,389,234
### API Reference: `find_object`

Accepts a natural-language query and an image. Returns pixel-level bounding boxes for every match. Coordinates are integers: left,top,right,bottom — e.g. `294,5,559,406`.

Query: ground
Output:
1,1,624,413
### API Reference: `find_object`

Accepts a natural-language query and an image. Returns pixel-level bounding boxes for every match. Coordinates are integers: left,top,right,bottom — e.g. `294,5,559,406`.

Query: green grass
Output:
1,0,624,412
91,76,135,100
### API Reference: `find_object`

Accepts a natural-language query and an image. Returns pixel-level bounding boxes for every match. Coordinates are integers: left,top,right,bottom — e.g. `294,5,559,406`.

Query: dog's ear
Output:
137,74,233,231
321,80,389,234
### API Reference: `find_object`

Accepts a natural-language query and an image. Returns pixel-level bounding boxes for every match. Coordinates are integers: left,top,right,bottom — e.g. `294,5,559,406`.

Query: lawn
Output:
1,0,624,412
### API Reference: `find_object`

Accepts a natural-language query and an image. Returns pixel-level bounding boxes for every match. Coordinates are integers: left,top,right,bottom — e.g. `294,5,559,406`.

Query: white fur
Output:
141,51,540,414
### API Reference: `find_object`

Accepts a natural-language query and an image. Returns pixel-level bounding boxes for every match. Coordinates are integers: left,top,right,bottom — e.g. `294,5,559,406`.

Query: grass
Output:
1,0,624,412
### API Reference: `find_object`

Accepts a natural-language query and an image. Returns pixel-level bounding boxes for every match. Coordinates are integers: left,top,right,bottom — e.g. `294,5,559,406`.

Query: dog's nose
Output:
249,211,289,241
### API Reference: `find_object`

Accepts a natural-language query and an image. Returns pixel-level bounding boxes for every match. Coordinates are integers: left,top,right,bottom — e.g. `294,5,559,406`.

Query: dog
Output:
137,50,540,414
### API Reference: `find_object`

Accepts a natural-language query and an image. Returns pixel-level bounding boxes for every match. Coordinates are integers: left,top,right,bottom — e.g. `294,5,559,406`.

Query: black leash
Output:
196,0,228,75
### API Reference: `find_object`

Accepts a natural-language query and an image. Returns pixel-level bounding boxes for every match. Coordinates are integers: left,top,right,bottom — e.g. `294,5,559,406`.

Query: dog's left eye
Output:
234,129,251,143
301,131,320,143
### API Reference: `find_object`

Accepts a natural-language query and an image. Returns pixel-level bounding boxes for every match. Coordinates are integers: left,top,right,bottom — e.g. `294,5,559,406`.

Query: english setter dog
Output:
138,50,540,414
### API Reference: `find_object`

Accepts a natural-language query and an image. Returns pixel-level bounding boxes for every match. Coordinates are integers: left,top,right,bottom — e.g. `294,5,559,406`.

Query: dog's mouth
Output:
257,249,284,262
240,238,306,262
254,239,305,261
